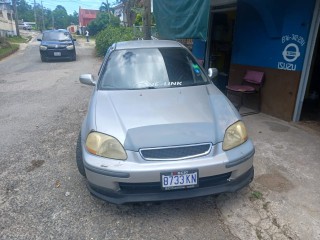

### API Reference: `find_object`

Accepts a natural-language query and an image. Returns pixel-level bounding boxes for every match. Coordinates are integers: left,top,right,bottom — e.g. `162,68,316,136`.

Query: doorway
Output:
300,26,320,129
208,6,237,94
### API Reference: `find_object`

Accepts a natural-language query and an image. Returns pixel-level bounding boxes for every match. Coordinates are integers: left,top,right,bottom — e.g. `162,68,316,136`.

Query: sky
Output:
27,0,117,15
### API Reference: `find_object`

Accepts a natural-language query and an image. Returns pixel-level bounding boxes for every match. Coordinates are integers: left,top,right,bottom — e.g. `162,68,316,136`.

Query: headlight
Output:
66,45,74,50
223,121,248,151
85,132,127,160
40,45,47,50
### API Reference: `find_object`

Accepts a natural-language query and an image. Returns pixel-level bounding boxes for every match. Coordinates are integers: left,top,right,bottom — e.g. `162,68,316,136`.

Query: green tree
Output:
16,1,79,30
115,0,142,27
30,3,49,31
44,8,53,29
33,3,43,30
134,13,142,26
17,0,33,22
69,11,79,25
95,26,136,56
52,5,69,29
88,12,120,36
99,2,110,12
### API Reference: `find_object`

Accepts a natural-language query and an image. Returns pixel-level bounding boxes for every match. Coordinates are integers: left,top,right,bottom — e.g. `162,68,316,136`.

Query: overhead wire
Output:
26,0,113,13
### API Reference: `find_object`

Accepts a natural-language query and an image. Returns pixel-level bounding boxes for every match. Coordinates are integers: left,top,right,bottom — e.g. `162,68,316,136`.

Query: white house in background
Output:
0,1,16,37
112,2,127,26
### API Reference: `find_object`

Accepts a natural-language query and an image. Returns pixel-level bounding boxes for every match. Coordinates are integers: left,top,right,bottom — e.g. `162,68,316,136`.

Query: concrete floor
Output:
231,113,320,239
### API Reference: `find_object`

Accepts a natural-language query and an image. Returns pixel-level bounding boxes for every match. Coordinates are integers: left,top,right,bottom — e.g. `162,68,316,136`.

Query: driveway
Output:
0,35,319,240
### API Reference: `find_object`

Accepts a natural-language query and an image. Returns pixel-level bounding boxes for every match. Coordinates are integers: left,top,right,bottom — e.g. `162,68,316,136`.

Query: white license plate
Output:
54,52,61,56
161,170,198,190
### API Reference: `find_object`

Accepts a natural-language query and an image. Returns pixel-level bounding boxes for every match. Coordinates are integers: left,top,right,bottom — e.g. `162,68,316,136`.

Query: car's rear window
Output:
98,47,208,90
42,31,72,41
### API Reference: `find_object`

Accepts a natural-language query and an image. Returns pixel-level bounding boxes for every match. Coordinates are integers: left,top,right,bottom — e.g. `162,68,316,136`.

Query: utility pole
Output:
12,0,20,36
143,0,151,40
41,0,45,31
106,0,110,24
52,13,54,29
33,0,37,30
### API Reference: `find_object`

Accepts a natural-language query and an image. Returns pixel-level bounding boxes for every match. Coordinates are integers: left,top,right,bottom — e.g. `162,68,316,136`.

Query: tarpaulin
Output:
153,0,210,40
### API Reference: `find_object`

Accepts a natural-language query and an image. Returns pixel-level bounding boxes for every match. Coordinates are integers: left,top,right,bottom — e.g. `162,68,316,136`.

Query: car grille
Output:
118,172,232,194
139,143,212,161
47,44,67,49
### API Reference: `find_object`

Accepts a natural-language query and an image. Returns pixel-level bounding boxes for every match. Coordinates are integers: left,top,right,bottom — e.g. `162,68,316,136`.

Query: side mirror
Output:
208,68,218,79
80,74,96,86
37,34,43,41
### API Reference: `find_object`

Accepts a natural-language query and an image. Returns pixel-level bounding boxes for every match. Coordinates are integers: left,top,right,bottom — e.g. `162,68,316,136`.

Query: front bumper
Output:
40,49,75,60
87,167,254,204
82,140,255,204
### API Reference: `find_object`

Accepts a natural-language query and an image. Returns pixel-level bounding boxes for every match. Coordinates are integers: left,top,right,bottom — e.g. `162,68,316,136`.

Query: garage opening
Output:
300,25,320,129
208,4,237,94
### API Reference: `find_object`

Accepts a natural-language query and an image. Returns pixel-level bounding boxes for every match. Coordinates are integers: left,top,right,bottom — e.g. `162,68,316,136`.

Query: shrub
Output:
88,12,120,36
95,26,142,57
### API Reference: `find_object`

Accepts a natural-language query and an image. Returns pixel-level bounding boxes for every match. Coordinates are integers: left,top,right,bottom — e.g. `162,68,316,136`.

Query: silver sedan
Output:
77,40,254,204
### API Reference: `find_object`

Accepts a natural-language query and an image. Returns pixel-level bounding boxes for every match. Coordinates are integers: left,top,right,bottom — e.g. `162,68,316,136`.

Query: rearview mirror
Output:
80,74,96,86
208,68,218,79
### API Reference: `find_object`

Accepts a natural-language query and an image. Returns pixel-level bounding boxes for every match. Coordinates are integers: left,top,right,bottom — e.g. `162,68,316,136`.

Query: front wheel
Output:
41,55,46,62
71,51,76,61
76,132,86,177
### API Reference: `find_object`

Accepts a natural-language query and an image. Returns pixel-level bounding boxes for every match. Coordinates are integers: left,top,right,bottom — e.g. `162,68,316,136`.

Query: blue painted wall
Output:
231,0,316,71
192,39,206,60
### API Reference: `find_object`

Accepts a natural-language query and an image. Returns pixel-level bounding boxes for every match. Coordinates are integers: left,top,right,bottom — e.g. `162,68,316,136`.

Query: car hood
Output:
94,85,239,151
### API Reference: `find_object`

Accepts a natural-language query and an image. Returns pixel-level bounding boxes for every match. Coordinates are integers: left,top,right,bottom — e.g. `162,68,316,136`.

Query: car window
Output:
98,45,115,76
42,31,72,41
98,47,208,90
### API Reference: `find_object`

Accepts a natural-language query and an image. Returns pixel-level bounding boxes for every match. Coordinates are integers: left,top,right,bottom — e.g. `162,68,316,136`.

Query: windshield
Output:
42,31,72,41
98,47,208,90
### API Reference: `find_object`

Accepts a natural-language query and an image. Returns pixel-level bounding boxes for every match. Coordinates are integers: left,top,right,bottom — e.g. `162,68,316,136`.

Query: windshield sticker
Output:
192,64,201,75
149,82,183,87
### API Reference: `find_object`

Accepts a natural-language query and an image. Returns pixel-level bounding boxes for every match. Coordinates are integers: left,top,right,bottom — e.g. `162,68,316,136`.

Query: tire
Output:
41,55,46,62
72,52,77,61
76,132,86,177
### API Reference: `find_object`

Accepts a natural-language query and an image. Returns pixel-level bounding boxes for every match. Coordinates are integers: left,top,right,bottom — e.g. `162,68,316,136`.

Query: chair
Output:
226,70,265,116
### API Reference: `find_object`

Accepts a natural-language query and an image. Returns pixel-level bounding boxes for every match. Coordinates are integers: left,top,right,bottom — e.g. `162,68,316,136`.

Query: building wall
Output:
0,4,15,36
229,64,301,121
79,8,99,27
114,5,125,23
229,0,316,120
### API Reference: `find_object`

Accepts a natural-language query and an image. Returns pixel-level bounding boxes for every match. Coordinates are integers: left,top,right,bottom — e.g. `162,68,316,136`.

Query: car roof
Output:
42,29,69,33
114,40,185,50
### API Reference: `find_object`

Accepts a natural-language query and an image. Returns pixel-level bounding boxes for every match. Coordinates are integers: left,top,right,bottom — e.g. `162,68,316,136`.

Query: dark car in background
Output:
37,29,76,62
